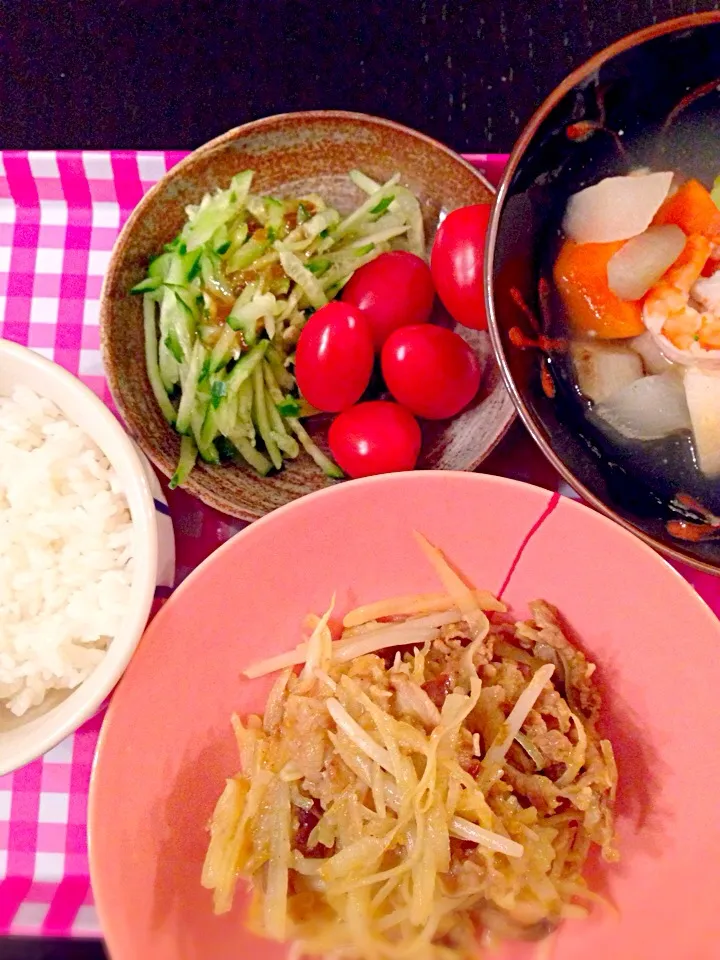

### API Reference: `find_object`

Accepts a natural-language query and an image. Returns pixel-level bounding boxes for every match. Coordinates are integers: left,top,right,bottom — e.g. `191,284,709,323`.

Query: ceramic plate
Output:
101,111,514,521
89,472,720,960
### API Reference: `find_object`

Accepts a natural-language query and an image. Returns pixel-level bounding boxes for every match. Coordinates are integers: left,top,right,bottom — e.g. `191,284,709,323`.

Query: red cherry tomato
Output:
342,251,434,350
381,324,482,420
295,302,374,412
430,204,491,330
328,401,422,478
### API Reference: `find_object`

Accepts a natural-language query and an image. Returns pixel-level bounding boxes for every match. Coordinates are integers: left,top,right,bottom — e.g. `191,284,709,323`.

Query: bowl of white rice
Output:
0,337,160,775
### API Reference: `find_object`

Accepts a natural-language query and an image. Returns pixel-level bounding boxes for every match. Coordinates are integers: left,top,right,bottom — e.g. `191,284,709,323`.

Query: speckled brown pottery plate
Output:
101,111,514,520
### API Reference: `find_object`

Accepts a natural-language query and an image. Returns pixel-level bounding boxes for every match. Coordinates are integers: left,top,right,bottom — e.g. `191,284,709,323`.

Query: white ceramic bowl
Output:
0,338,161,775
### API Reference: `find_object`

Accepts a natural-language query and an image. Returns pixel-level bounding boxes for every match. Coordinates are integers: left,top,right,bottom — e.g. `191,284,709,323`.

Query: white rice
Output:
0,385,134,716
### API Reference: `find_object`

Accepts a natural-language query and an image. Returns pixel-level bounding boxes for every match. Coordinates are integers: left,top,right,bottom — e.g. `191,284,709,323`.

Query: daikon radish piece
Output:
684,366,720,475
607,225,686,301
570,341,643,403
563,172,674,244
595,372,691,440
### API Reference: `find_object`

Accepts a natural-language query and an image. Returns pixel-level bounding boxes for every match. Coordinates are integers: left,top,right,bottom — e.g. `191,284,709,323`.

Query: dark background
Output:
4,0,720,156
2,0,719,957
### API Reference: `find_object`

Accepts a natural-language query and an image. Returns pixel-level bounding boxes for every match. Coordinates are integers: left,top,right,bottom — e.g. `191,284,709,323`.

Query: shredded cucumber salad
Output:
133,169,425,487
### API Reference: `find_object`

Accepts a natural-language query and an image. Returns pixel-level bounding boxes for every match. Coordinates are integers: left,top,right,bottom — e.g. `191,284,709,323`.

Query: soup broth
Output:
545,98,720,531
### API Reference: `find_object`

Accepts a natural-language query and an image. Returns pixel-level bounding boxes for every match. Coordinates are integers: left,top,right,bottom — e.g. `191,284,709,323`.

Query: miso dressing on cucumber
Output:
132,169,425,487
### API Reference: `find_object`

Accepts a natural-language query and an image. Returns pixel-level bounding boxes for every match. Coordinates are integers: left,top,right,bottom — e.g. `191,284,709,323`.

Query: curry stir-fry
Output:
202,535,618,960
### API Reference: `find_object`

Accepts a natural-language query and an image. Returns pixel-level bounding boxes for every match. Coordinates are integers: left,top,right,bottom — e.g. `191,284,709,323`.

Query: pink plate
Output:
89,472,720,960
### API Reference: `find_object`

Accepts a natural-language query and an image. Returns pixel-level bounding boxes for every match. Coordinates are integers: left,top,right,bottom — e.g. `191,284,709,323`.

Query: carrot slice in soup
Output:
653,179,720,241
553,239,645,339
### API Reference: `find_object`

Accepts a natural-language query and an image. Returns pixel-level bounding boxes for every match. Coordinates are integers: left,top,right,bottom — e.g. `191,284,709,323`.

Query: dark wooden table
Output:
2,0,718,956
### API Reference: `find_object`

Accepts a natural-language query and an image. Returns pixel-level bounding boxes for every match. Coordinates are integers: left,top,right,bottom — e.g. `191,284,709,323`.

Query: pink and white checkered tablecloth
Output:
1,150,720,940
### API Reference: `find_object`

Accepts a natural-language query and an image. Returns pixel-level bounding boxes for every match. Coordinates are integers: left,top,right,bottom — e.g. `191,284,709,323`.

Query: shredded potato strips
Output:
231,713,261,773
203,537,618,960
343,590,505,628
263,668,292,734
448,817,524,857
322,836,389,882
346,679,415,790
329,730,374,786
372,762,387,819
413,532,490,641
484,663,556,768
200,777,248,911
414,677,482,815
326,697,394,772
243,645,309,680
244,611,458,679
557,712,588,788
263,778,291,939
515,731,545,770
296,596,335,692
335,623,441,663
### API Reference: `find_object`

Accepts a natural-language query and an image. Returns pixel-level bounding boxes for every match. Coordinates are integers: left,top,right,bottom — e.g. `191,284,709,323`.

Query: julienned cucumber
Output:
169,435,198,489
137,168,425,487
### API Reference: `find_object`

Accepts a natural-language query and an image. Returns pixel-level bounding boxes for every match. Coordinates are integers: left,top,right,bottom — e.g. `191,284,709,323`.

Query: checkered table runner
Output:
1,150,719,939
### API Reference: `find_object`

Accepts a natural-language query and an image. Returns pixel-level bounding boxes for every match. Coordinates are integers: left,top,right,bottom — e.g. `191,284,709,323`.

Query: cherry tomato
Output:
295,302,374,412
342,251,434,350
430,204,491,330
328,401,422,478
381,324,482,420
